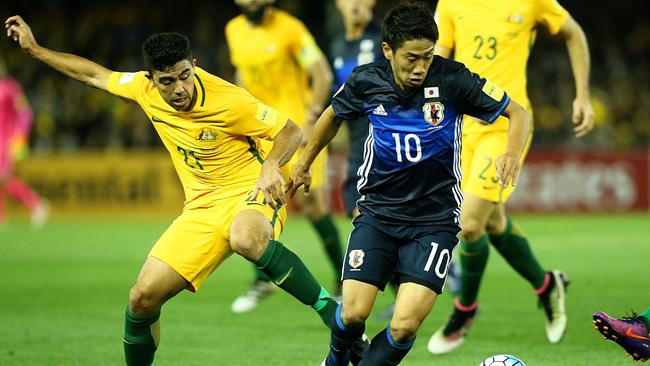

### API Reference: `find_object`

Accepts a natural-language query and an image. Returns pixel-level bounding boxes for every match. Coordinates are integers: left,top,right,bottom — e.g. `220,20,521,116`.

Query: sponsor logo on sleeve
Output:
481,79,505,102
255,105,279,126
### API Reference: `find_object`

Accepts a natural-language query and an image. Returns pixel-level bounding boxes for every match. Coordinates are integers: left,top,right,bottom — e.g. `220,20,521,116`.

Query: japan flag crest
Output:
423,102,445,126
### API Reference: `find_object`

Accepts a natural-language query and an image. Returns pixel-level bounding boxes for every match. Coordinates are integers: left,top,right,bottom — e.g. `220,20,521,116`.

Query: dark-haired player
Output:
5,15,339,365
289,2,531,365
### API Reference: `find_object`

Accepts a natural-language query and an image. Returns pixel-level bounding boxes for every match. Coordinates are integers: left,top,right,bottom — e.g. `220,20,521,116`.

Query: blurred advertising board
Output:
13,150,649,216
327,149,649,214
14,152,184,216
508,150,649,212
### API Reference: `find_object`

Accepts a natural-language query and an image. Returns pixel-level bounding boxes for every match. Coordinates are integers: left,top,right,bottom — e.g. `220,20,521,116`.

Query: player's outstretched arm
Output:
558,15,595,137
288,106,343,197
5,15,113,91
495,100,531,188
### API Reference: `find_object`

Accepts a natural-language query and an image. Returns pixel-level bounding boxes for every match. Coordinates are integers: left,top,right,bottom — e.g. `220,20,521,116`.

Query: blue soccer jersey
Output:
331,57,510,226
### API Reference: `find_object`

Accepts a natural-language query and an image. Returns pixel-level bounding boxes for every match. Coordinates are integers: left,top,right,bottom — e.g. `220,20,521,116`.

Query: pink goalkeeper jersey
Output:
0,77,33,172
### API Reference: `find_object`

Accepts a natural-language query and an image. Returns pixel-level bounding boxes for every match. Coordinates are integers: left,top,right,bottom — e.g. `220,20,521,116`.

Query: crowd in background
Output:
0,0,648,153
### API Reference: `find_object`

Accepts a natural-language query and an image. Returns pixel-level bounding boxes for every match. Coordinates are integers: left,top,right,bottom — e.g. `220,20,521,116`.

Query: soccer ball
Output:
480,354,526,366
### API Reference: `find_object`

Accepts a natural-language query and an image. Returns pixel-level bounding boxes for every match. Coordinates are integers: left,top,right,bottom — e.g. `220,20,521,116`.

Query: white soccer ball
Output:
480,354,526,366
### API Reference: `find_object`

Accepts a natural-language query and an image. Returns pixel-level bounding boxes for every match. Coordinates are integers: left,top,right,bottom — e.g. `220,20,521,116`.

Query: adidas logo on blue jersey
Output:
372,104,387,116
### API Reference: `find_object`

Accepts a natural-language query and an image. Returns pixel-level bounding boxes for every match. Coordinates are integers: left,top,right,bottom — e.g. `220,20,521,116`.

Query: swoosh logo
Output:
626,328,650,341
151,116,166,123
273,267,293,286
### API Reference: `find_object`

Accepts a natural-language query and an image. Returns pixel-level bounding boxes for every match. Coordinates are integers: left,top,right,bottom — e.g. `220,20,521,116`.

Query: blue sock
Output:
358,326,415,366
326,304,364,366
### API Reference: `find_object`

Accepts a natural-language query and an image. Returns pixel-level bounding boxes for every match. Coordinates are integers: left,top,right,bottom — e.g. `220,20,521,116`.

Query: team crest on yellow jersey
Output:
197,128,217,142
423,102,445,126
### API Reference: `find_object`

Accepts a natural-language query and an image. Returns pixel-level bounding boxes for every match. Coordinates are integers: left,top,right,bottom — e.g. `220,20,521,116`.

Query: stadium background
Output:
0,1,649,365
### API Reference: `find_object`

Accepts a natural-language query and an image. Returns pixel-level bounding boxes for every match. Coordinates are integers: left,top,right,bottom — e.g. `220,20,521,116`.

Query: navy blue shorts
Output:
342,213,459,294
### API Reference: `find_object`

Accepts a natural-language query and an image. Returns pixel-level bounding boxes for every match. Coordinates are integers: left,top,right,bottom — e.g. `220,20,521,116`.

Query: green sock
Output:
641,307,650,330
253,266,270,281
123,308,160,366
255,240,336,327
312,214,344,280
459,235,490,307
489,218,546,289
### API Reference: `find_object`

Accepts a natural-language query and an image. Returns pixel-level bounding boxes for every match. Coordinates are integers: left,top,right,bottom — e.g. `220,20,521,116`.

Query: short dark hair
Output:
142,32,192,73
382,1,439,50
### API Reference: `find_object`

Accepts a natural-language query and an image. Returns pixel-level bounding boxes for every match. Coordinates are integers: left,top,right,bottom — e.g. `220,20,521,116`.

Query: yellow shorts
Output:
461,130,532,203
260,139,328,191
149,192,286,292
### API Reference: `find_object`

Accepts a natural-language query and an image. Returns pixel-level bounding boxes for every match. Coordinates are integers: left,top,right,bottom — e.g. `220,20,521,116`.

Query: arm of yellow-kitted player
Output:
6,15,113,91
495,100,530,188
558,15,594,137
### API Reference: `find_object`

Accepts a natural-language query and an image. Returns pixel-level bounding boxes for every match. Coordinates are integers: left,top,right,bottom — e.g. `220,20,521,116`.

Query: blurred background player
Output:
0,58,48,230
226,0,344,313
329,0,381,220
428,0,595,355
593,308,650,362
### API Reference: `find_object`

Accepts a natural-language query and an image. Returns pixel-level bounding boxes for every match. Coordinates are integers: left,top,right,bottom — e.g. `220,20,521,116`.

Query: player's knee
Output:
230,227,271,260
128,284,162,315
340,305,370,327
460,216,485,242
485,215,507,236
389,318,420,343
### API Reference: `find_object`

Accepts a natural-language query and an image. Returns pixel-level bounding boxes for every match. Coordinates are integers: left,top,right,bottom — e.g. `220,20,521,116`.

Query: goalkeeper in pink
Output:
0,59,48,229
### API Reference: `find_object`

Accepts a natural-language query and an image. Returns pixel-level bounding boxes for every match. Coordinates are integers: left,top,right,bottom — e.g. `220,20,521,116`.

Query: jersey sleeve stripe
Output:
487,95,510,123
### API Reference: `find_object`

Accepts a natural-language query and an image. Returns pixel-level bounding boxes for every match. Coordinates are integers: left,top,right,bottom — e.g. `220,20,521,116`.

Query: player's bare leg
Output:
125,256,187,366
230,209,337,326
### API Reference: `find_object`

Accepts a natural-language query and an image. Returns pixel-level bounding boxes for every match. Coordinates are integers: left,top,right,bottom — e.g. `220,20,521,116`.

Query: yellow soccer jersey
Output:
107,67,288,208
435,0,568,133
225,8,324,126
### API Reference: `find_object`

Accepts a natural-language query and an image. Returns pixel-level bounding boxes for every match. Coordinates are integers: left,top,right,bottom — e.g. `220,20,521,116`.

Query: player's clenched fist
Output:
5,16,38,53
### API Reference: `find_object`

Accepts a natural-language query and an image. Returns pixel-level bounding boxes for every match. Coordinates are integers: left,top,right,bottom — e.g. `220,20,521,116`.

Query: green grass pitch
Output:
1,213,649,365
